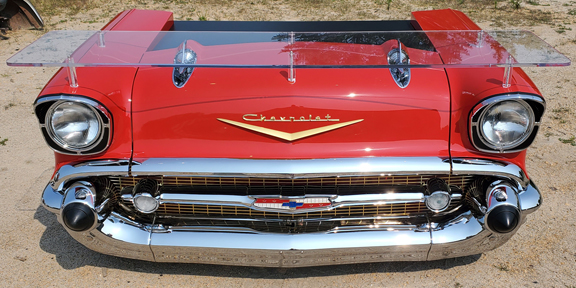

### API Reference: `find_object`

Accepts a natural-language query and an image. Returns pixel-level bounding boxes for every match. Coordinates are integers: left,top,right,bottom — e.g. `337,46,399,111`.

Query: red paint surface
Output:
38,9,543,176
412,9,481,31
40,69,134,172
413,9,542,174
131,71,450,159
39,10,174,171
110,9,173,31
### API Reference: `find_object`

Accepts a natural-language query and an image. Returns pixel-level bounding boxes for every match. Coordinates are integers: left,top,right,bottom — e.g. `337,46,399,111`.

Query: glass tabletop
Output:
6,30,571,68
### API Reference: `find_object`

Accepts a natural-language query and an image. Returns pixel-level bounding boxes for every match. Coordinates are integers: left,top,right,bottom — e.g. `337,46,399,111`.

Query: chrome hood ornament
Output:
173,41,197,88
387,40,410,88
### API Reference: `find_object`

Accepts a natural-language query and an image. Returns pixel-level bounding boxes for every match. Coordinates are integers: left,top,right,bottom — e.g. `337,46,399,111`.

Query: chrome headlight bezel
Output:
469,94,545,153
35,95,112,155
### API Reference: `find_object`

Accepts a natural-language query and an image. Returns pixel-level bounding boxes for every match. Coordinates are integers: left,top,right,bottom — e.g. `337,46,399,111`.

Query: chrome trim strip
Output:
34,95,112,120
130,157,451,177
328,224,419,232
74,159,136,167
126,192,463,215
159,193,254,205
334,193,424,203
451,157,528,188
158,193,424,206
470,94,546,120
156,215,418,222
161,224,421,233
51,163,129,191
167,226,261,233
50,157,529,191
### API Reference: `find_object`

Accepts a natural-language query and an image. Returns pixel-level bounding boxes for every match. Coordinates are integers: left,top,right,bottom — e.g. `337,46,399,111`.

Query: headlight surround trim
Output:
469,93,545,153
35,95,112,155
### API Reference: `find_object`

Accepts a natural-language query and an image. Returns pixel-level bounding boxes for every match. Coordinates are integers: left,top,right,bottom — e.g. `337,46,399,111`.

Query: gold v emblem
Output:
217,118,364,142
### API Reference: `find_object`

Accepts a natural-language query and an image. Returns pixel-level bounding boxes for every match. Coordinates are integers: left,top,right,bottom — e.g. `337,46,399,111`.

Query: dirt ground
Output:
1,0,575,287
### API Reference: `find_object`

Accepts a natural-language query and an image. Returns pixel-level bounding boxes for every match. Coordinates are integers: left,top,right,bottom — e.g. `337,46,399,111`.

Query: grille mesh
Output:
158,202,430,218
111,175,473,190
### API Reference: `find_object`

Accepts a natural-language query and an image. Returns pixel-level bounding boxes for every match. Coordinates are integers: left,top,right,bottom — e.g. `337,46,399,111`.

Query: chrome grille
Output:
158,202,431,218
110,175,473,190
124,199,462,233
113,174,468,233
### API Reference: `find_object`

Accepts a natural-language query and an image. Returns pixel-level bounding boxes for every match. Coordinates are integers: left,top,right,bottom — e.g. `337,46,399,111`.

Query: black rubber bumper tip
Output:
487,205,520,233
62,203,95,232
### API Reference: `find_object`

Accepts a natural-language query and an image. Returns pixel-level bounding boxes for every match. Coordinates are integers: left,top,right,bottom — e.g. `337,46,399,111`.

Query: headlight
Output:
478,100,535,151
46,101,102,150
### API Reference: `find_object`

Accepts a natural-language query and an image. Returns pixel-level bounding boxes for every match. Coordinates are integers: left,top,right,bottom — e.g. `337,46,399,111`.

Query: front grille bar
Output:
111,175,473,190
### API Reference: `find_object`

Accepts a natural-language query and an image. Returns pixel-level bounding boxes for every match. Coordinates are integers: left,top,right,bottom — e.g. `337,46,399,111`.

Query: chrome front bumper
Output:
41,157,542,267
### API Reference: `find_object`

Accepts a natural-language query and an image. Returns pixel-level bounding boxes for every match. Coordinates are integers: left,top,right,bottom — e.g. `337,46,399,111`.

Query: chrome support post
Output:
476,30,484,48
397,39,401,63
66,56,78,88
288,32,296,84
98,31,105,47
503,55,512,88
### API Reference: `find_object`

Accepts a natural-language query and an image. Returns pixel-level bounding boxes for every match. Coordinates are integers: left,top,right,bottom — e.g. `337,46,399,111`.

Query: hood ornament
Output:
173,41,197,88
387,39,410,88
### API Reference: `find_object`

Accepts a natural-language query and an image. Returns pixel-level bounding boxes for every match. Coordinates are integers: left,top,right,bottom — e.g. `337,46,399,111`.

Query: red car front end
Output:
12,9,565,266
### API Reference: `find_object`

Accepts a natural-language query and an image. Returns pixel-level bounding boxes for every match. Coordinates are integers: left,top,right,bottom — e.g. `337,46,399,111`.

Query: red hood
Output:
131,42,451,159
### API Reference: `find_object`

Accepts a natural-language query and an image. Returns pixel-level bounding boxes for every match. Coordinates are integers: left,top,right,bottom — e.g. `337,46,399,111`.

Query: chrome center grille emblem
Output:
254,197,332,211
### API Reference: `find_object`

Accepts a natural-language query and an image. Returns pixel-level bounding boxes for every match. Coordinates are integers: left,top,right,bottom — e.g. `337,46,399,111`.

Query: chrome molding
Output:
469,93,545,154
49,157,530,192
130,157,451,178
73,159,135,167
34,95,112,155
121,192,462,215
450,157,529,189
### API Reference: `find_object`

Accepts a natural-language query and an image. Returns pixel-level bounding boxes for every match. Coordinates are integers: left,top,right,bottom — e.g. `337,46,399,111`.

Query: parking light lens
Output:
133,193,159,214
426,191,451,212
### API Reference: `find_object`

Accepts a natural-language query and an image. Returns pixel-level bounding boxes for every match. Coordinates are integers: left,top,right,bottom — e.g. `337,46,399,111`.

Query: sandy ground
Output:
1,0,576,287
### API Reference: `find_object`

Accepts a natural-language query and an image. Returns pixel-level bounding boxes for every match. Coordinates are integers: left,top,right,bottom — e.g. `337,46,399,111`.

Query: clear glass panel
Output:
6,30,570,68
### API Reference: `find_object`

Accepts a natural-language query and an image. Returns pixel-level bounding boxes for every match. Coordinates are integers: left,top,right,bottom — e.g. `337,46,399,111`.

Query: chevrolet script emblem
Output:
218,116,363,142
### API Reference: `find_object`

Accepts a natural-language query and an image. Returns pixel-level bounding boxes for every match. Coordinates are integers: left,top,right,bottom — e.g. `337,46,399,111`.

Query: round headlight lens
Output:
480,100,534,150
47,101,101,150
